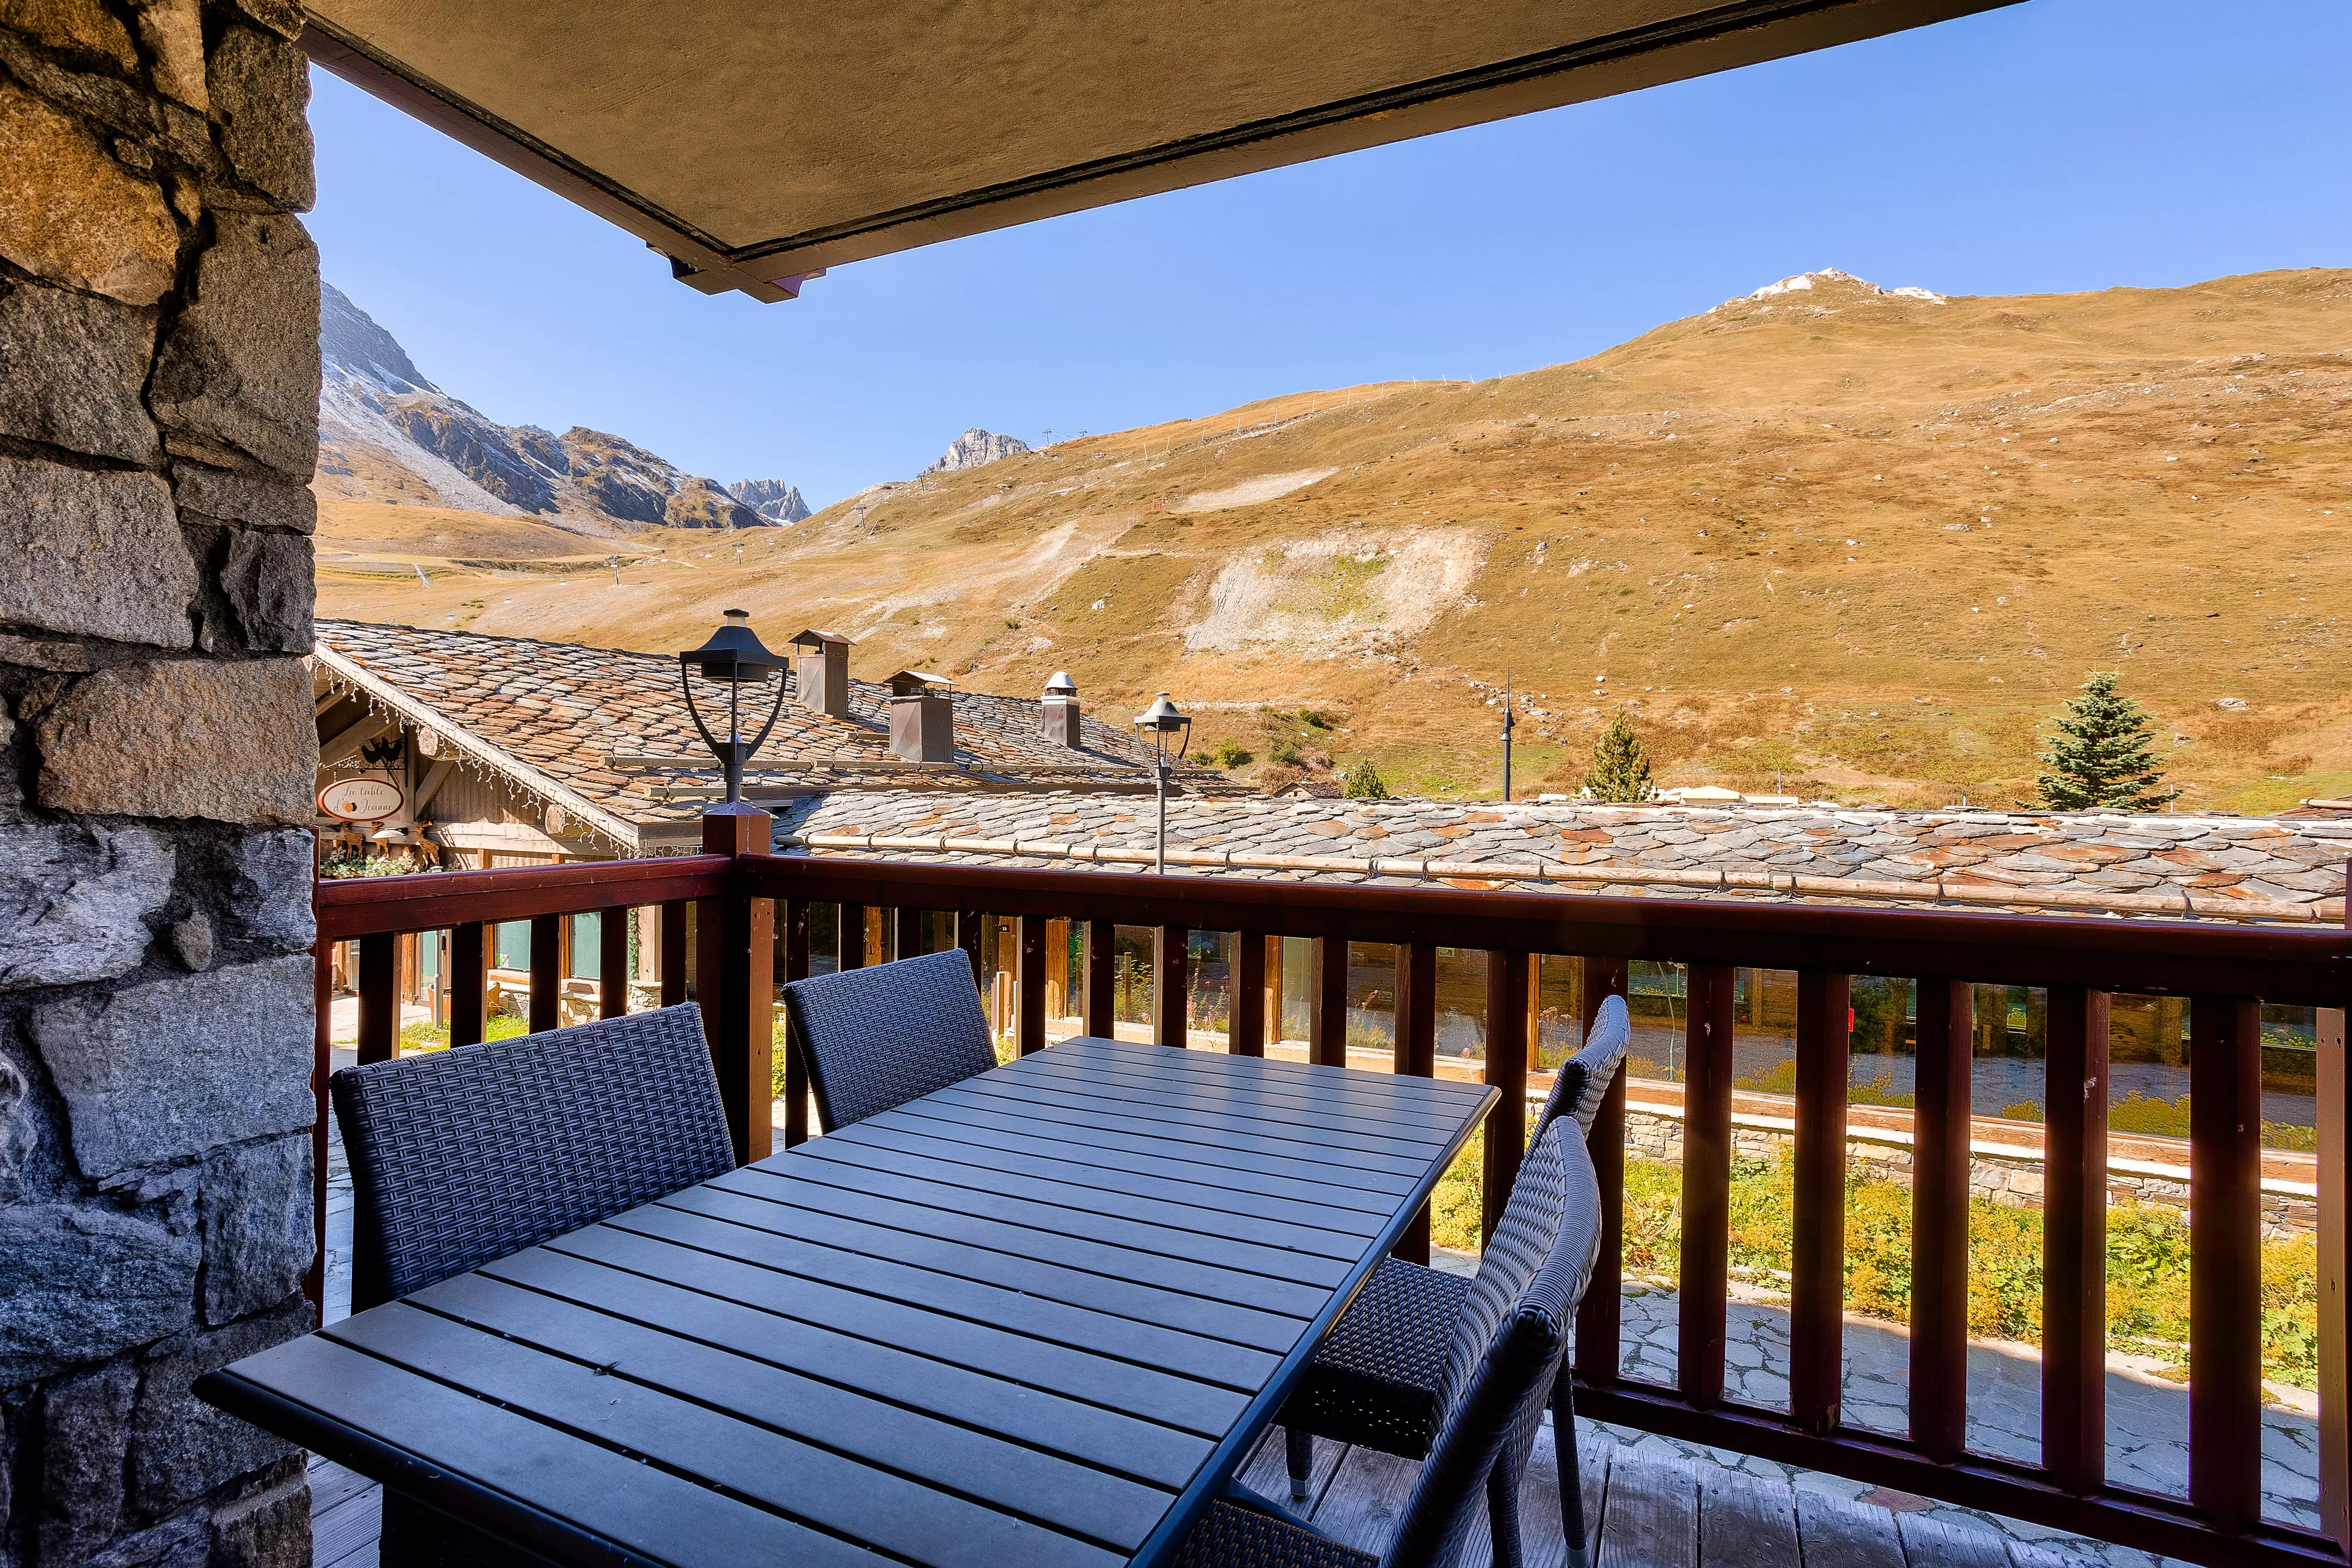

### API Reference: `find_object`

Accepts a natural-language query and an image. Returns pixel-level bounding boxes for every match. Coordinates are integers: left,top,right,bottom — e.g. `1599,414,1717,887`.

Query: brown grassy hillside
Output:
316,268,2352,810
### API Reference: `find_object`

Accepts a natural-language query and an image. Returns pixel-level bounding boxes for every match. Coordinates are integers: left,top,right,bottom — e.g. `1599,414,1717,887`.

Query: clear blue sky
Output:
307,0,2351,509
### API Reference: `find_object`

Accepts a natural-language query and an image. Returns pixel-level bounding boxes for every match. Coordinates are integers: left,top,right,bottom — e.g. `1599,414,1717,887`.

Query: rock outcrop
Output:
316,283,787,534
923,427,1030,474
729,478,811,522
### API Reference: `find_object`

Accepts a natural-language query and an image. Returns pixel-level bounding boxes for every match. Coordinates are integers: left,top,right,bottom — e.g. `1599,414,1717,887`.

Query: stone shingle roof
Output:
315,620,1240,847
771,792,2352,924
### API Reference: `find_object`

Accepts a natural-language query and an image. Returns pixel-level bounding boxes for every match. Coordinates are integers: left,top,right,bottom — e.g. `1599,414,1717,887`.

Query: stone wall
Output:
1,5,319,1567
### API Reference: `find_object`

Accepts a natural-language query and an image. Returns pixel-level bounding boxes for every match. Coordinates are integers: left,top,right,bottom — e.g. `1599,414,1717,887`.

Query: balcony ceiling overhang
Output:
301,0,2015,302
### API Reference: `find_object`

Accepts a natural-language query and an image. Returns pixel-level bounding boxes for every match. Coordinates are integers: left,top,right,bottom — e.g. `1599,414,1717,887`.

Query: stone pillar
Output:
1,4,320,1567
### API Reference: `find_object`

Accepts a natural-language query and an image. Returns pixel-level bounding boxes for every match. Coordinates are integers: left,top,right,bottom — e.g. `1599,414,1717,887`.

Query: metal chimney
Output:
883,669,954,761
1042,671,1081,748
788,629,851,719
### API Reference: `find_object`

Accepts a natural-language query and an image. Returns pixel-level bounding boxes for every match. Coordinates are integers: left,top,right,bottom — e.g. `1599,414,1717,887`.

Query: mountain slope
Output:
314,283,798,537
316,267,2352,810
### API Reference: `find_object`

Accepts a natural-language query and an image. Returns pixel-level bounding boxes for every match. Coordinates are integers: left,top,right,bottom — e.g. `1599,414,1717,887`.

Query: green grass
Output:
396,1013,527,1052
1433,1145,2319,1388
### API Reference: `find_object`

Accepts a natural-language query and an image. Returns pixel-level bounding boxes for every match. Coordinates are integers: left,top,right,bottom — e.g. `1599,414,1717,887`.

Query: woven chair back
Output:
331,1002,733,1311
781,947,996,1131
1533,993,1631,1145
1386,1128,1603,1568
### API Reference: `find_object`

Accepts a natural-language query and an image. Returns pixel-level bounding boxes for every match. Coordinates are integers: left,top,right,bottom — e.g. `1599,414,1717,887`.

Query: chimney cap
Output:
788,628,853,650
883,669,953,696
1043,671,1078,696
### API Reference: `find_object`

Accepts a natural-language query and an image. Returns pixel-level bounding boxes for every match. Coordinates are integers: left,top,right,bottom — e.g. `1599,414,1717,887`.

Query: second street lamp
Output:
1134,692,1192,874
678,609,790,807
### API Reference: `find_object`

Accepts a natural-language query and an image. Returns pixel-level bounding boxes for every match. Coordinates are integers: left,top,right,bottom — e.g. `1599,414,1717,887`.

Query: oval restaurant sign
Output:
319,777,405,823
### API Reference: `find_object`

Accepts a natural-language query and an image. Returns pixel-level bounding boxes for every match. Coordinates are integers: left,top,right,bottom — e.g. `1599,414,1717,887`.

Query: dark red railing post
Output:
450,922,486,1046
1233,931,1267,1057
1084,918,1114,1037
1910,976,1973,1464
527,914,561,1033
597,906,629,1020
1310,936,1348,1068
1680,963,1737,1411
1394,940,1438,1264
780,900,811,1148
895,905,922,962
1790,969,1851,1436
657,901,687,1005
2042,985,2110,1493
356,931,396,1064
2190,993,2264,1533
1577,955,1630,1383
1155,924,1188,1047
697,811,775,1166
1018,915,1049,1054
1482,948,1530,1247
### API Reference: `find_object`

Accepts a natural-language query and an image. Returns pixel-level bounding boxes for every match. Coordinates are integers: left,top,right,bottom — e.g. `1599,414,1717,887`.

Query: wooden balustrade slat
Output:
1910,977,1972,1464
657,902,687,1007
1085,918,1114,1037
1018,915,1049,1056
956,909,982,990
780,901,812,1149
2321,1004,2349,1555
315,855,729,939
1481,949,1530,1249
1232,931,1267,1058
1578,956,1629,1384
2041,985,2110,1494
1155,924,1187,1047
527,915,561,1034
695,812,774,1166
449,923,486,1047
838,903,867,971
895,905,921,962
357,932,396,1066
1309,936,1347,1069
597,906,629,1020
1790,969,1851,1437
1393,940,1437,1265
1680,963,1736,1411
2189,993,2264,1532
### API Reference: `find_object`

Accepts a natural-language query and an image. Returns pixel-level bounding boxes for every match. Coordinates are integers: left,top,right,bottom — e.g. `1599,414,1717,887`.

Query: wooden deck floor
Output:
308,1420,2099,1568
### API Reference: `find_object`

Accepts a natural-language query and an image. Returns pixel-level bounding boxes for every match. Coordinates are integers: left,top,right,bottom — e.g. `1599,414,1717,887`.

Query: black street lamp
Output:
678,609,789,807
1134,692,1192,874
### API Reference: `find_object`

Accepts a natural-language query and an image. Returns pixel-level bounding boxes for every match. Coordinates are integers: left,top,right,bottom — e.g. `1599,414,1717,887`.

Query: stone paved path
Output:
1599,1277,2321,1566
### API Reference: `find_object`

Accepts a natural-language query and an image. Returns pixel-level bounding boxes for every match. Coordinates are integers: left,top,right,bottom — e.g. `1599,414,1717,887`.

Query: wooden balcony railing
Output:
313,819,2352,1568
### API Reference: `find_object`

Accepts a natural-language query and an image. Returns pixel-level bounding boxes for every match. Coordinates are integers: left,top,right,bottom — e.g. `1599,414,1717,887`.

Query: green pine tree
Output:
1582,710,1654,803
1343,758,1391,799
2036,672,2179,811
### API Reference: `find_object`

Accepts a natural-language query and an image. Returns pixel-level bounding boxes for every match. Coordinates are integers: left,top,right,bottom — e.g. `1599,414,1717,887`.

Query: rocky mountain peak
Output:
924,427,1030,474
315,282,792,536
1713,269,1947,315
729,479,811,523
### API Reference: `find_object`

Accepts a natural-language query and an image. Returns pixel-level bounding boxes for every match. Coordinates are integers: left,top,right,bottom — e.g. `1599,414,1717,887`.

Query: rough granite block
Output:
30,954,314,1180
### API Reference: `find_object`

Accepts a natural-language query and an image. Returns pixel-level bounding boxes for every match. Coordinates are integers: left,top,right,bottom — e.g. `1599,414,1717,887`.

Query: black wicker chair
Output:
333,1004,738,1568
780,947,996,1132
1279,993,1630,1566
1179,1128,1603,1568
330,1002,734,1314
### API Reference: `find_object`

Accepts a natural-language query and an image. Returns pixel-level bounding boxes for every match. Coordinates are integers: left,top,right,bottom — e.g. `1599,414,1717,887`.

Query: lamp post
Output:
678,609,790,808
1500,665,1515,802
1134,692,1192,874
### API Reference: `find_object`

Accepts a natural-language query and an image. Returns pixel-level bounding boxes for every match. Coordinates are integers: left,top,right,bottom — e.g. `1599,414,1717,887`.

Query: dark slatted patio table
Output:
200,1035,1494,1568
